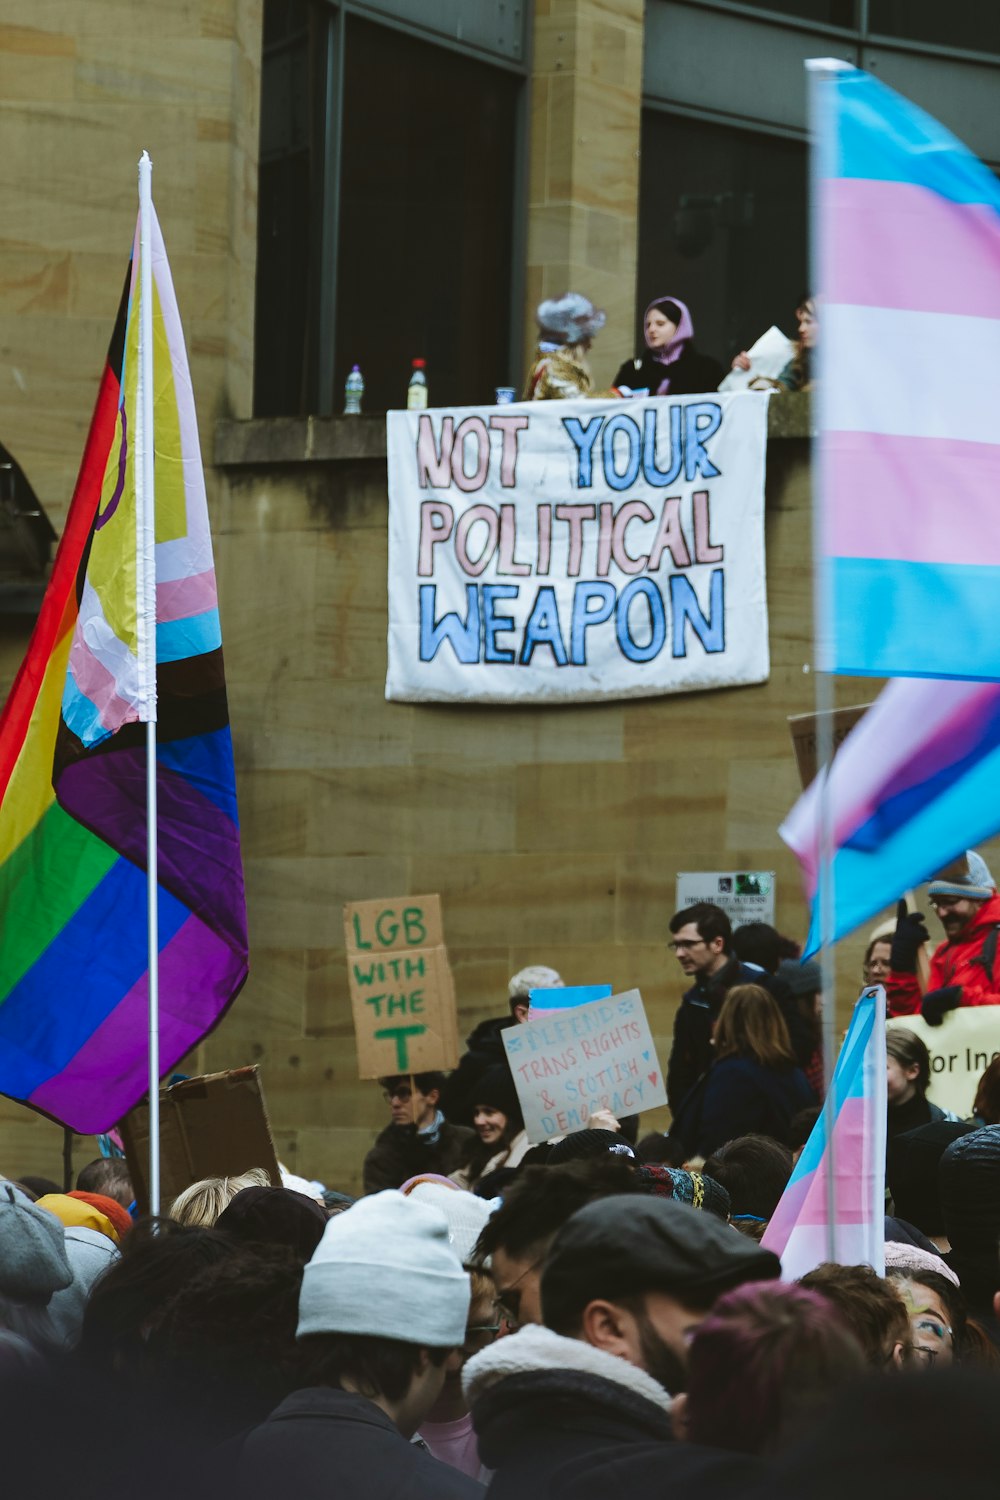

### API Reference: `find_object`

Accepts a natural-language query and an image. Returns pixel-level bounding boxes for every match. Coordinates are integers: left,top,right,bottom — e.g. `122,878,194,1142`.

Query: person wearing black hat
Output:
450,1064,528,1192
464,1196,778,1500
215,1185,327,1263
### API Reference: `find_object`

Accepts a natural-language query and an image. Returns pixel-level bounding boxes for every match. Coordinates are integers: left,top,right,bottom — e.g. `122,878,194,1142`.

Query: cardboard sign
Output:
386,393,771,705
787,704,871,789
887,1008,1000,1117
120,1065,280,1214
676,870,775,928
502,988,667,1143
344,893,459,1079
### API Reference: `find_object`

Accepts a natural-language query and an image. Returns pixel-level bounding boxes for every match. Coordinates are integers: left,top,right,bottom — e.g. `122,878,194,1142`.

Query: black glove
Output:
921,986,962,1027
890,902,930,974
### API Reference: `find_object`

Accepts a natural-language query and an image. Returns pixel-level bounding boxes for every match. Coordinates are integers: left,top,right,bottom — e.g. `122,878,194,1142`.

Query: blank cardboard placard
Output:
344,893,459,1079
503,987,667,1143
120,1065,280,1213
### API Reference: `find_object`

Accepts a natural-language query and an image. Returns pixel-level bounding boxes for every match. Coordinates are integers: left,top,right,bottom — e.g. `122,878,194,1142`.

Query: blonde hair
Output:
714,984,796,1070
169,1167,271,1227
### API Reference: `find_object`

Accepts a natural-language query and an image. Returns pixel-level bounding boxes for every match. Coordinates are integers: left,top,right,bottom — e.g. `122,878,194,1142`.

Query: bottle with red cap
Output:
407,358,428,410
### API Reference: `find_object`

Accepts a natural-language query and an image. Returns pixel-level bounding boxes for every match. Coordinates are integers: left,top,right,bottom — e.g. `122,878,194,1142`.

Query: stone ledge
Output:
214,415,387,467
213,393,812,468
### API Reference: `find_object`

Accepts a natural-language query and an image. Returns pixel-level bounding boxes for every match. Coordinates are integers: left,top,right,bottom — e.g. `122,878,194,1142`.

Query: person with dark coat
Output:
237,1192,482,1499
885,1029,957,1141
886,1120,974,1242
670,986,815,1159
939,1126,1000,1340
612,296,722,396
439,966,563,1126
465,1194,777,1500
666,904,802,1113
362,1073,474,1194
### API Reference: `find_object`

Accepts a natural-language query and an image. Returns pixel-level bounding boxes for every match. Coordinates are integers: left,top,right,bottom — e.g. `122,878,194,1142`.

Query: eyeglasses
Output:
929,895,963,910
668,939,707,952
383,1086,412,1103
494,1255,545,1329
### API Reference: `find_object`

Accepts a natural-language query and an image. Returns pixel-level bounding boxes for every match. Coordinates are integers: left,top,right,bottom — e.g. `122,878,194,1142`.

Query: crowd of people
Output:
4,848,1000,1496
522,290,816,402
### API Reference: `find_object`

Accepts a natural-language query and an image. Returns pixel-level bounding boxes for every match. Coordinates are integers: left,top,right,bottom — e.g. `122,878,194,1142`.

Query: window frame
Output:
256,0,531,417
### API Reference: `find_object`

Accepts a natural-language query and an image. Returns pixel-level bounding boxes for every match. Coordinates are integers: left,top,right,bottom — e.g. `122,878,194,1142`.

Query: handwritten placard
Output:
502,987,667,1142
343,893,459,1079
386,393,771,705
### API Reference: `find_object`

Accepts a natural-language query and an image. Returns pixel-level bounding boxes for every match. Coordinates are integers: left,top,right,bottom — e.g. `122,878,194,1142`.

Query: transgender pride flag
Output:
762,986,886,1278
813,62,1000,679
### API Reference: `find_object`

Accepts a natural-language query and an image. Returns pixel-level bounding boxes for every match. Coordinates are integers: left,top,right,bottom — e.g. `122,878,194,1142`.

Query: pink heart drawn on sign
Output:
648,1072,658,1087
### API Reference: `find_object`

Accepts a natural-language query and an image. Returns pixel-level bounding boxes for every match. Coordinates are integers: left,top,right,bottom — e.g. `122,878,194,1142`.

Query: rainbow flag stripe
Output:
0,209,248,1133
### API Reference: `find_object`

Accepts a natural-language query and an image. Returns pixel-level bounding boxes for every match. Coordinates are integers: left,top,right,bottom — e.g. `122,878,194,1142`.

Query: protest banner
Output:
676,870,775,928
343,893,459,1078
887,1008,1000,1117
120,1066,280,1214
502,988,667,1143
386,392,770,704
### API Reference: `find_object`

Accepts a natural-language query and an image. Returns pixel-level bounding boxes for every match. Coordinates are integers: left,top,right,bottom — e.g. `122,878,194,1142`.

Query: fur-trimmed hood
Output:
463,1323,671,1411
463,1325,673,1484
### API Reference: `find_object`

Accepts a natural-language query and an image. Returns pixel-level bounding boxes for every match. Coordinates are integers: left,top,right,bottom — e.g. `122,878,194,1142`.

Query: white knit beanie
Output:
404,1181,494,1267
298,1190,470,1346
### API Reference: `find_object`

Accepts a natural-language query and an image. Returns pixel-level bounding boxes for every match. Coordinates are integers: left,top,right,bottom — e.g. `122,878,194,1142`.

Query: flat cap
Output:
541,1194,779,1332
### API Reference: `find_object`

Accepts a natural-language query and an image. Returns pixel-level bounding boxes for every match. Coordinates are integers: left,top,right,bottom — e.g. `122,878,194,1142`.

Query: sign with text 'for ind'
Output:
503,988,667,1143
386,393,770,704
887,1007,1000,1118
344,894,459,1079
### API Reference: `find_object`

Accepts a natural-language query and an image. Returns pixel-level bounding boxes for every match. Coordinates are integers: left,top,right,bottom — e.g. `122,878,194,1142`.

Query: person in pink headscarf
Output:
612,296,722,396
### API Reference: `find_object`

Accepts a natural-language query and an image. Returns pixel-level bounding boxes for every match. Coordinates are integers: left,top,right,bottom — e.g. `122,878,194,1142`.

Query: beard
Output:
635,1312,689,1395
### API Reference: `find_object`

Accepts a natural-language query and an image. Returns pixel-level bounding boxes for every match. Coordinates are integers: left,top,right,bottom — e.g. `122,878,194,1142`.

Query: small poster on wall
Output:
676,870,776,928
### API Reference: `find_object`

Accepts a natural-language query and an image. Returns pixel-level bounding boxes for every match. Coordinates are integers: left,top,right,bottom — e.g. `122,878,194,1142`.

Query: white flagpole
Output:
137,152,160,1215
806,58,852,1263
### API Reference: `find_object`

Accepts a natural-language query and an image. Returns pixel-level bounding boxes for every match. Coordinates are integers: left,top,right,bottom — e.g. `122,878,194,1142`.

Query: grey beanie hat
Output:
298,1190,470,1346
0,1183,73,1302
927,850,995,901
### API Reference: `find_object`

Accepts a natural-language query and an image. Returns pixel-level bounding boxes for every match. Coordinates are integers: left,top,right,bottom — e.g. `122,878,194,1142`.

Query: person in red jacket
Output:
887,851,1000,1023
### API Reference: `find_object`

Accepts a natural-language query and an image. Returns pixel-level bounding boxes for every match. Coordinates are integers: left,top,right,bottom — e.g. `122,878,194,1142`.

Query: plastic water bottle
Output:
344,364,364,416
407,358,428,409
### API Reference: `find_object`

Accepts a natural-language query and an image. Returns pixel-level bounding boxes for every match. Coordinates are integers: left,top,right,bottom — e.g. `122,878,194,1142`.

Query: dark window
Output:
635,111,807,373
254,3,521,417
868,2,1000,55
254,0,326,417
335,15,518,413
